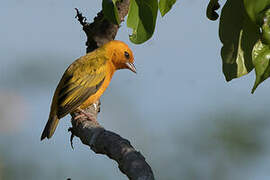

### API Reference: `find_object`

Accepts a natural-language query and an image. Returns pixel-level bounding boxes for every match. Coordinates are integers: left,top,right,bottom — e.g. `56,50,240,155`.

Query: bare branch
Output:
70,1,155,179
70,110,154,180
75,0,130,53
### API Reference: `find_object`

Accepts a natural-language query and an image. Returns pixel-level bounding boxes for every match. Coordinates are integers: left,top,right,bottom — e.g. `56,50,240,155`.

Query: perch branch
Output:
70,108,154,180
70,2,155,180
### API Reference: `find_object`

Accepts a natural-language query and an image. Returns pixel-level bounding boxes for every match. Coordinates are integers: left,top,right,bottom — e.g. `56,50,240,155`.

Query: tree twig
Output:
70,2,155,180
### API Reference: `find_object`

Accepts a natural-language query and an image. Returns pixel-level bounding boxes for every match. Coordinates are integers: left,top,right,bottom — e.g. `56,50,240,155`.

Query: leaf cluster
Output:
102,0,176,44
207,0,270,93
103,0,270,93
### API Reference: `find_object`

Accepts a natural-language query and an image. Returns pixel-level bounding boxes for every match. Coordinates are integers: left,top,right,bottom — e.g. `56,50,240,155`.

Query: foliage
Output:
102,0,270,93
218,0,260,82
102,0,120,25
102,0,176,44
206,0,220,20
208,0,270,93
127,0,158,44
159,0,177,17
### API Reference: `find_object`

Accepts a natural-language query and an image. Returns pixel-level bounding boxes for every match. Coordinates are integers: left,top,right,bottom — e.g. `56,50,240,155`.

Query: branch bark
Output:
70,2,155,180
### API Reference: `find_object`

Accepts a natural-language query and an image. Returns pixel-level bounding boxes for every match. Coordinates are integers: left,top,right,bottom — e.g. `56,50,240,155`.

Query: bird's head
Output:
106,40,136,73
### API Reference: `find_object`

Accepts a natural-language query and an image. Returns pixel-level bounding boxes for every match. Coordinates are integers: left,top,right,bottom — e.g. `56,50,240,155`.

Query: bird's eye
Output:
124,51,130,59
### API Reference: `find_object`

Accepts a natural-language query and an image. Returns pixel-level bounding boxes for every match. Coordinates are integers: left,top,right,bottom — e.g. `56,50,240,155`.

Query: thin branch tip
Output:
75,8,88,26
68,127,75,149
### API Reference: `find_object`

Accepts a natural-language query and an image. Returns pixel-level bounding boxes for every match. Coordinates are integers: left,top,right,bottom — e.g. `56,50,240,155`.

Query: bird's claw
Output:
76,108,98,123
68,127,75,149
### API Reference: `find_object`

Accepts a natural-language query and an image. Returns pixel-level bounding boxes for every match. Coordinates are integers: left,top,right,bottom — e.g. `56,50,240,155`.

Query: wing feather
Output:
55,55,107,118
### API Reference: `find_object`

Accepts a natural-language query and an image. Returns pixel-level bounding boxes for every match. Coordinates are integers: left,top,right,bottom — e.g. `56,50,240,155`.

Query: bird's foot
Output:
75,108,98,123
68,127,75,149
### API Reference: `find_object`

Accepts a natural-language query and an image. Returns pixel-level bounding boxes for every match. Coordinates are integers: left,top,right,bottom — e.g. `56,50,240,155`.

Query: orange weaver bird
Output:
41,40,136,140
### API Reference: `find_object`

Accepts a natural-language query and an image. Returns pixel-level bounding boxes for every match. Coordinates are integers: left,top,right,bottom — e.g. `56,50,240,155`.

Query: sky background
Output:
1,0,270,179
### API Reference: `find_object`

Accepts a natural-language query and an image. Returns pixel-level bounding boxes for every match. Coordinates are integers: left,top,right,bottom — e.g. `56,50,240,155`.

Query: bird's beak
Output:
126,62,137,73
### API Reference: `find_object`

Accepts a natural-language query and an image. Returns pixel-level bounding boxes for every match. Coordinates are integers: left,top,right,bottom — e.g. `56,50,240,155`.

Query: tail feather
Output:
41,115,59,140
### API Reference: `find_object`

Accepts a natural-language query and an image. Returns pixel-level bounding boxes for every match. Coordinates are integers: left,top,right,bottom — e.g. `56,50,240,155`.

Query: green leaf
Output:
102,0,120,25
243,0,270,25
261,9,270,44
127,0,158,44
158,0,176,17
251,40,270,93
219,0,260,81
206,0,220,21
262,22,270,44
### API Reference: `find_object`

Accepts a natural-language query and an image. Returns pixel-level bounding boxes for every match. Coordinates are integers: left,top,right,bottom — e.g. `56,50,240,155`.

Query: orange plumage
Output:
41,40,136,140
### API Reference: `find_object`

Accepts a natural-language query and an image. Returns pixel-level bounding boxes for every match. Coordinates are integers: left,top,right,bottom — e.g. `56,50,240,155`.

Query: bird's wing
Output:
55,56,107,118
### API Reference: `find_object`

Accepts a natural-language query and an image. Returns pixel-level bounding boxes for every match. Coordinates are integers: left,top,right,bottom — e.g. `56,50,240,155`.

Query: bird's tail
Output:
40,113,59,141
